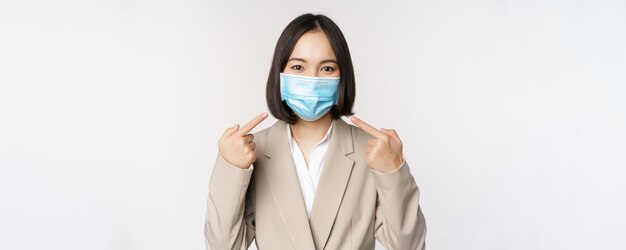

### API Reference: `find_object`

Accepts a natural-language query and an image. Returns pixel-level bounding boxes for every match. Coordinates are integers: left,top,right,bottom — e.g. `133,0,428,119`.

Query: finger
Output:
243,134,254,143
223,124,240,137
251,151,258,163
238,112,269,135
381,128,402,143
350,116,385,139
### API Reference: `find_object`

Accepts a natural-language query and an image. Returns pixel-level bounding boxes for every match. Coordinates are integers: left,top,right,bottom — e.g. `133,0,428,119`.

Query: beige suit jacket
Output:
205,118,426,249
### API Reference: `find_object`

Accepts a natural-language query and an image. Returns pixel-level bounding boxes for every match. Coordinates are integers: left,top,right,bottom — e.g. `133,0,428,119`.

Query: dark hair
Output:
266,13,355,124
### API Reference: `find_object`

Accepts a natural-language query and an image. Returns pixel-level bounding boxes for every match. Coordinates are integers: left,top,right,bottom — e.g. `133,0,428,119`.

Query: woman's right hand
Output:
218,112,268,169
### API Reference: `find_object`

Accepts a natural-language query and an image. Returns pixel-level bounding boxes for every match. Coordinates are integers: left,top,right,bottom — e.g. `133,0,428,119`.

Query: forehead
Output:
289,30,337,61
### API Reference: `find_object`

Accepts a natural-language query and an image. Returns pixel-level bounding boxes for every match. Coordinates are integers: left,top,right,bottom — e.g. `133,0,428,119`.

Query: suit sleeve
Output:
204,154,256,250
370,160,427,249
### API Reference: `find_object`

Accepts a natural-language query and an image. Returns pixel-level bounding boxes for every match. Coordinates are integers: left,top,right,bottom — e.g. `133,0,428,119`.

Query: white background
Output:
1,0,625,249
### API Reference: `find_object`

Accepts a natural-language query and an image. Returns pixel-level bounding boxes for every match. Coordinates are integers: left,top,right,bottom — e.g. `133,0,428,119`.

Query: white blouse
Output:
286,121,334,218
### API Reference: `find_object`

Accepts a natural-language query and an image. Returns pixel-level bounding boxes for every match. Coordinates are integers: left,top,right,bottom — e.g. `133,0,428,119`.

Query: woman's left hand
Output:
351,116,404,173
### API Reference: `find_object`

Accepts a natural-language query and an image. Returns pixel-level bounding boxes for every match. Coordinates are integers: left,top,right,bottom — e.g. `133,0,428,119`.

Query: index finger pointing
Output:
350,116,385,139
238,112,269,135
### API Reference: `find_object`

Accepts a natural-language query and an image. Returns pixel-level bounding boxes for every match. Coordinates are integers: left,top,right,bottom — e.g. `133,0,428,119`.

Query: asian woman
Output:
205,13,427,250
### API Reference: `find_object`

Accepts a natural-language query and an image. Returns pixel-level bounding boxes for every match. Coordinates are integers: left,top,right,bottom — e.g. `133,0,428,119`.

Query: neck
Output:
289,113,333,143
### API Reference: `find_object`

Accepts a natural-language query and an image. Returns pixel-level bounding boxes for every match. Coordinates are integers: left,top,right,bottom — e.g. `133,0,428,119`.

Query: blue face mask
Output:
280,73,340,121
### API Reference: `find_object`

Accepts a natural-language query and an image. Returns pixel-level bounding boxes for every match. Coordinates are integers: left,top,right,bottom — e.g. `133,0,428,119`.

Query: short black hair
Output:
266,13,355,124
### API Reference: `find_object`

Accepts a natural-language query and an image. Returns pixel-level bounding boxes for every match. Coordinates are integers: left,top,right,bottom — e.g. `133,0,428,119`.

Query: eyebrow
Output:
287,57,338,64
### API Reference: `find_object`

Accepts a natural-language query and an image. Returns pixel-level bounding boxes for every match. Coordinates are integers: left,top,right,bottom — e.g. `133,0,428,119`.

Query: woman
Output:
205,13,426,250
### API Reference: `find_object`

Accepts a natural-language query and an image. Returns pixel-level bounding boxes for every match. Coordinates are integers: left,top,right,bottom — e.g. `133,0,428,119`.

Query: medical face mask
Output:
280,73,340,121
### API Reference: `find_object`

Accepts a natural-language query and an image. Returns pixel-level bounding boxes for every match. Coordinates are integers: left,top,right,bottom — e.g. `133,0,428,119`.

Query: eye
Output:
290,65,303,71
321,66,335,72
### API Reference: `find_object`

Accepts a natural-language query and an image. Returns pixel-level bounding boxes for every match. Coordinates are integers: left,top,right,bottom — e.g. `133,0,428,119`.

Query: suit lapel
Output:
309,119,355,249
262,120,316,250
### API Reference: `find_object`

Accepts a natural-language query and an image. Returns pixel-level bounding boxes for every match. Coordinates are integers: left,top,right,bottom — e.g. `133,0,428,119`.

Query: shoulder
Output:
250,119,287,153
337,118,374,149
252,123,273,145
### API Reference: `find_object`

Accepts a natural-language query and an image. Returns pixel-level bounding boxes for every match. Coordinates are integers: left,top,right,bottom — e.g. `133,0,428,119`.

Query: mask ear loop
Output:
279,73,286,101
331,72,341,107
